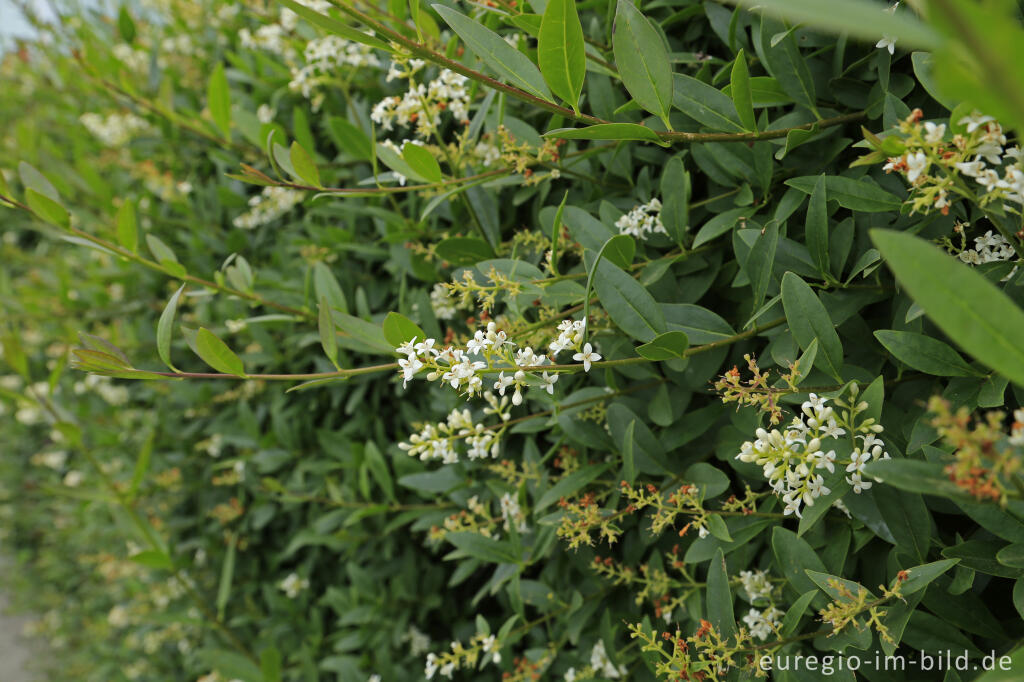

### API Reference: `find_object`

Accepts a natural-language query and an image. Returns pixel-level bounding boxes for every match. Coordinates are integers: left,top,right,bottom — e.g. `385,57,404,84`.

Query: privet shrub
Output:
2,0,1024,680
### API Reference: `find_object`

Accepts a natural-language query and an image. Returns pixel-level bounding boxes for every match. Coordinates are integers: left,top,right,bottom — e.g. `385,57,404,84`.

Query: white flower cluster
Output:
371,68,470,139
549,319,602,371
289,35,382,111
958,229,1018,277
735,393,888,518
499,492,528,532
589,639,627,679
278,572,309,598
739,569,773,602
429,282,469,320
80,112,153,147
614,198,667,240
424,627,501,679
232,186,305,229
112,43,149,72
398,406,501,463
743,606,783,641
402,625,431,657
73,374,129,405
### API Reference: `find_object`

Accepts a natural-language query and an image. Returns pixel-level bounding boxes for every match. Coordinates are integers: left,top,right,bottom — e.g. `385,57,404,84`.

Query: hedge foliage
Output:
2,0,1024,681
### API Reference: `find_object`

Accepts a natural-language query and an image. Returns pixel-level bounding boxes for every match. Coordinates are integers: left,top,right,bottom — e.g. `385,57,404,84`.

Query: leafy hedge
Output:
1,0,1024,681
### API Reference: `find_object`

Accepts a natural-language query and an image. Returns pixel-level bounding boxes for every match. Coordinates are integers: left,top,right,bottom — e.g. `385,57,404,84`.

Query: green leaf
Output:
732,0,941,51
942,540,1024,579
660,157,689,244
375,142,433,184
805,174,829,278
382,312,426,348
706,515,733,543
730,49,756,131
25,188,69,229
746,219,778,310
535,463,609,511
116,199,138,253
874,330,980,377
146,234,179,266
636,331,689,361
401,143,443,184
593,259,666,342
599,234,635,269
758,16,818,114
672,74,744,133
198,650,262,682
612,0,673,127
195,327,246,377
313,262,348,314
706,548,737,640
157,285,185,373
873,485,931,562
542,123,668,146
446,531,520,564
621,420,636,485
207,63,231,138
318,297,339,368
432,4,552,101
805,569,875,600
785,175,902,212
537,0,585,111
18,161,58,200
781,272,843,380
722,76,794,107
862,458,970,500
897,559,960,596
772,527,827,598
781,590,817,635
435,237,494,266
327,116,374,161
871,229,1024,387
129,549,174,570
216,533,237,620
276,0,390,51
289,141,321,187
260,648,282,682
996,544,1024,569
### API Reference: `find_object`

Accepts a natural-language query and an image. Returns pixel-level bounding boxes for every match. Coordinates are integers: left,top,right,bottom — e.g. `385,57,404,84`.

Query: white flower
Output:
876,36,896,54
905,151,928,183
959,111,996,133
614,198,667,240
541,372,559,394
847,472,872,493
923,122,946,144
63,470,85,487
573,343,601,372
278,572,309,598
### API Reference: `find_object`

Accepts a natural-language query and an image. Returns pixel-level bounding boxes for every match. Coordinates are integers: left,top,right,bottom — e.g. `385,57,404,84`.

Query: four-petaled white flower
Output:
905,151,928,183
573,343,602,372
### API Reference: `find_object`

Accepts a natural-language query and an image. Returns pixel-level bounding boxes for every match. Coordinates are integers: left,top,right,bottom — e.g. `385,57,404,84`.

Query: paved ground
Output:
0,555,34,682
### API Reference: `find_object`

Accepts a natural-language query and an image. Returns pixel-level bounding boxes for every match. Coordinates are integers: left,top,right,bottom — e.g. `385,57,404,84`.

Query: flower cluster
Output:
80,111,153,147
394,319,597,403
953,228,1019,280
232,186,305,229
424,627,502,679
929,396,1023,503
425,284,468,321
289,35,382,110
738,569,773,602
871,109,1024,232
371,67,470,139
614,198,667,240
735,390,888,518
398,404,502,464
742,606,782,641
